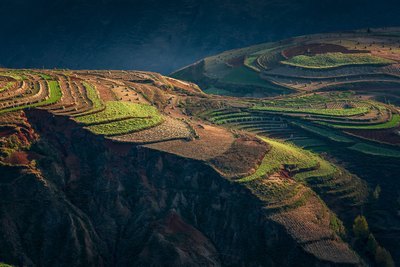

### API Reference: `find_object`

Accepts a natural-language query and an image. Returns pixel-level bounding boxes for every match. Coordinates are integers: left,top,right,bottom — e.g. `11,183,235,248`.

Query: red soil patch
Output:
226,55,245,67
145,123,234,161
210,135,270,178
345,127,400,146
165,77,203,95
162,212,207,243
282,43,369,59
3,151,30,165
144,211,220,263
279,169,291,179
0,127,15,137
90,79,118,101
105,140,134,156
371,50,400,62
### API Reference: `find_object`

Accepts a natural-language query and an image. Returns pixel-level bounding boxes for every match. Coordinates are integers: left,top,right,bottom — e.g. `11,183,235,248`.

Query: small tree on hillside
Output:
366,234,378,255
353,215,369,239
375,246,395,267
373,185,381,200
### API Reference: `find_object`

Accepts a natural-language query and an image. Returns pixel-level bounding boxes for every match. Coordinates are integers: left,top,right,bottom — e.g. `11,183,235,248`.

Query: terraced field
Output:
237,137,367,207
1,28,400,267
281,52,395,69
233,136,366,264
175,28,400,265
0,70,194,144
202,90,400,155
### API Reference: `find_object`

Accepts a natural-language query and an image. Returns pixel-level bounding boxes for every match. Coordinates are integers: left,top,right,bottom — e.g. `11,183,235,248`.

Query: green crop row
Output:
349,143,400,158
86,115,163,136
294,157,336,181
0,72,26,81
0,82,15,92
237,136,340,187
38,73,53,80
318,114,400,129
291,122,354,143
72,82,104,116
238,137,319,183
246,179,303,204
75,101,153,125
77,101,164,136
83,82,103,110
251,106,369,117
281,52,395,69
209,112,252,122
212,115,268,125
0,80,62,114
220,66,271,87
243,55,261,72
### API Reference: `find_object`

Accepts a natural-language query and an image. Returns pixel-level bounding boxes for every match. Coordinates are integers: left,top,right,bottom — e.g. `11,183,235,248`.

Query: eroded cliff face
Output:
0,110,348,267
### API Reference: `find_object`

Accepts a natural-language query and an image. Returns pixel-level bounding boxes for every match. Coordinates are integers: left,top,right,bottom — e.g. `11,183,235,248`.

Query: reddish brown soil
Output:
0,81,8,88
226,55,245,67
345,127,400,145
145,124,235,161
0,77,11,82
282,43,369,59
162,212,207,243
105,140,135,156
0,127,15,137
210,135,270,178
371,51,400,62
165,77,203,95
90,79,118,101
3,151,30,165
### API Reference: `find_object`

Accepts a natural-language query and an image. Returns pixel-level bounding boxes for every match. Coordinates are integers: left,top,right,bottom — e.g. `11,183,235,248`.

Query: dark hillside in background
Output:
0,0,399,73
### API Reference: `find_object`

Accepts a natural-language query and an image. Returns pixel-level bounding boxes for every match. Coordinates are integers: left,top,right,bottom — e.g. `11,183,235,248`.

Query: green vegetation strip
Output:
38,73,53,80
349,143,400,158
294,157,336,181
209,112,252,122
220,66,271,87
72,82,104,116
281,52,395,69
238,137,319,183
75,101,152,125
0,82,15,92
246,179,305,208
243,55,261,72
203,87,239,96
0,81,62,114
262,92,354,105
318,114,400,129
86,117,163,136
291,122,354,143
82,102,164,136
0,72,25,81
85,81,103,109
251,106,369,117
